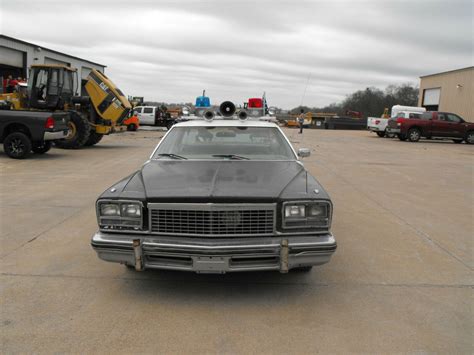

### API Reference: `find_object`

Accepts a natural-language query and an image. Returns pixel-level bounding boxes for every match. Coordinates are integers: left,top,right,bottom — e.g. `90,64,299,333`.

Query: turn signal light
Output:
45,117,55,129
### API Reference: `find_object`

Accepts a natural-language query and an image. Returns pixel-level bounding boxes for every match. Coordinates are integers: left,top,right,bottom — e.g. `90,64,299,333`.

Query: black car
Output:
91,117,336,273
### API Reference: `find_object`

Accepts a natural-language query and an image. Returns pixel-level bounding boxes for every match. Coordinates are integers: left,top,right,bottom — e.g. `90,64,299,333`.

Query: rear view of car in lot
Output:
91,113,337,274
386,111,425,140
0,109,70,159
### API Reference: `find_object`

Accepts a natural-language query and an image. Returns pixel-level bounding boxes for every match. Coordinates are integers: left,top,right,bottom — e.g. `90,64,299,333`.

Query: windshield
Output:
152,126,296,160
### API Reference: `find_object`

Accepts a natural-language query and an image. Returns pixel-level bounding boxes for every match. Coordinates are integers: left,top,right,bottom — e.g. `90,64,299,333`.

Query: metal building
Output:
0,34,105,95
419,66,473,121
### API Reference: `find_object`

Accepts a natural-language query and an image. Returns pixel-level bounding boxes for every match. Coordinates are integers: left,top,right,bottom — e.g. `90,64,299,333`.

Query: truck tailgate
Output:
50,112,70,131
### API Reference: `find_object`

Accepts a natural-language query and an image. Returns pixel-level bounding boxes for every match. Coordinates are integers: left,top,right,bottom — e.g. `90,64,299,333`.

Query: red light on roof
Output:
248,98,263,108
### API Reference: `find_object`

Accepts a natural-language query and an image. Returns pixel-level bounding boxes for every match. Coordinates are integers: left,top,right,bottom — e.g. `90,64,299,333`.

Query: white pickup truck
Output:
367,105,426,137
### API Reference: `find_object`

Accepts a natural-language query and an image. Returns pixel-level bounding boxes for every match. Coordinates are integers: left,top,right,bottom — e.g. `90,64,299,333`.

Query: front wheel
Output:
3,132,32,159
465,131,474,144
407,128,421,142
376,131,385,138
83,131,104,146
127,123,137,131
32,141,52,154
55,112,90,149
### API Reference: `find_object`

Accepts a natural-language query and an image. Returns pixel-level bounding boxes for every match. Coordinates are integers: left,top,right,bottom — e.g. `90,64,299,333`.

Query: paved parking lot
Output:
1,128,472,353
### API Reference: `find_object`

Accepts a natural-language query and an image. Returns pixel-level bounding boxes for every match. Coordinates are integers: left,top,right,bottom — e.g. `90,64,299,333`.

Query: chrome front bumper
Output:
44,129,69,141
91,232,337,273
386,127,400,134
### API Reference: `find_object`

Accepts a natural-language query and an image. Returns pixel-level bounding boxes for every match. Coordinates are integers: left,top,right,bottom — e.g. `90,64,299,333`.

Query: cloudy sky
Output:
1,0,472,108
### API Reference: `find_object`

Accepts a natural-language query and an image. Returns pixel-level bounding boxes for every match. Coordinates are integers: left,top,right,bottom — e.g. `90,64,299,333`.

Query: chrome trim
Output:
43,130,68,141
148,203,277,237
91,231,337,273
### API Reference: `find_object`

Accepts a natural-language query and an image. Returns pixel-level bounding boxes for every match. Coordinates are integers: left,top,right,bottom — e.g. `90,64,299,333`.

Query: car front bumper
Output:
44,129,69,141
386,127,400,134
91,231,337,273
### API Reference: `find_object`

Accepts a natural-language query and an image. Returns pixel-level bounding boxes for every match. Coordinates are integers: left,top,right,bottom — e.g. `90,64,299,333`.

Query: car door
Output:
445,114,465,137
141,107,155,125
133,107,143,122
430,113,451,137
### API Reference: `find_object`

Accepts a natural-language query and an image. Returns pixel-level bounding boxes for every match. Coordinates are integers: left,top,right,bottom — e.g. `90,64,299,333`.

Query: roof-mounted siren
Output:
219,101,236,118
195,90,211,117
247,98,264,117
204,110,215,121
238,110,248,121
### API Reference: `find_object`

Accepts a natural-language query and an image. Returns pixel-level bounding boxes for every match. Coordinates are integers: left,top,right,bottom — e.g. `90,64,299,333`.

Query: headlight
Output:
100,204,120,216
97,200,143,230
121,203,141,217
284,205,305,218
282,201,331,229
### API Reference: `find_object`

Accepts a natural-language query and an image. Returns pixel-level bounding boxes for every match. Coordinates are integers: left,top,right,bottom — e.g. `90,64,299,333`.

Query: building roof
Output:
420,66,473,78
0,34,106,68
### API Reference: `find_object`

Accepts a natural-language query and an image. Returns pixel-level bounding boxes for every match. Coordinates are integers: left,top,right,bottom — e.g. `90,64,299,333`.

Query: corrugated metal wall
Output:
419,67,474,122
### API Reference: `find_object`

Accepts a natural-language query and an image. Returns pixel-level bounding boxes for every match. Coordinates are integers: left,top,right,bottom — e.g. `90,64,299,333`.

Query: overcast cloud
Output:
1,0,472,108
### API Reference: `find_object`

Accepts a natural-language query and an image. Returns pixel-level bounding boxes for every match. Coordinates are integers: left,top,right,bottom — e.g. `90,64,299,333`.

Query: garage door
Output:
0,46,24,67
423,88,441,106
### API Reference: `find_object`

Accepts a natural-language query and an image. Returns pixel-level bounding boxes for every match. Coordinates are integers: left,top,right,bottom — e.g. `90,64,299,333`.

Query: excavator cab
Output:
28,64,76,110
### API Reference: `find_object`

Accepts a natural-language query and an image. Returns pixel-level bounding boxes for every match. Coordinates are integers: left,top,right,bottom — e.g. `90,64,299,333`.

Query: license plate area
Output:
192,256,229,274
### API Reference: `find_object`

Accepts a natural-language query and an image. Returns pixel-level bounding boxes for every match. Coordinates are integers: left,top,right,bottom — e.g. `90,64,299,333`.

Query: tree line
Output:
290,83,419,118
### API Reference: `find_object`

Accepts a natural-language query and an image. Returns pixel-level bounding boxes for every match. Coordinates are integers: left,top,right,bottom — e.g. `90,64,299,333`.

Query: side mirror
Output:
297,148,311,158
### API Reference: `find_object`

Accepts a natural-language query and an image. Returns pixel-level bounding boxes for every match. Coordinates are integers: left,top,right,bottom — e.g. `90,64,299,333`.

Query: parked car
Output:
389,111,474,143
133,106,175,129
0,107,70,159
91,114,337,273
386,111,425,138
368,105,426,137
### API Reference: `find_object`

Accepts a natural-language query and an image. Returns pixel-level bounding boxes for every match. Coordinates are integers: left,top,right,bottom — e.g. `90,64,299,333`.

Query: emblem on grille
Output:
221,211,241,227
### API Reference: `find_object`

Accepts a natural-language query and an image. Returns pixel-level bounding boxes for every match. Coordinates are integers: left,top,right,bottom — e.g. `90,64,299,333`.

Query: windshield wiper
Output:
212,154,250,160
156,153,188,160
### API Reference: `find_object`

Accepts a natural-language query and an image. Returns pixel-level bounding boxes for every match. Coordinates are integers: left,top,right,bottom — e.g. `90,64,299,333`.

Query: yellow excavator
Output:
0,64,131,148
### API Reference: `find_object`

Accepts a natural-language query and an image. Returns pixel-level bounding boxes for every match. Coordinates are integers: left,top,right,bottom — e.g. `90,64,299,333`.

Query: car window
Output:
134,107,142,114
409,113,421,119
438,113,447,121
421,112,432,120
153,126,296,160
143,107,154,114
446,114,462,123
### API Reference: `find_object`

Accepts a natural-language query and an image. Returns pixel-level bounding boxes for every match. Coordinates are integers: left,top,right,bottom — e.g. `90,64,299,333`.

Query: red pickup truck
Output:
387,111,474,144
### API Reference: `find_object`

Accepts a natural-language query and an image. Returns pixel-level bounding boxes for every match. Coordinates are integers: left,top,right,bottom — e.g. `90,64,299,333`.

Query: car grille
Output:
149,203,275,237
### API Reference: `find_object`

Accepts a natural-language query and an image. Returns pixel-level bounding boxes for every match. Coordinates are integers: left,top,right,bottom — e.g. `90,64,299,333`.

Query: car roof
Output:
174,119,278,128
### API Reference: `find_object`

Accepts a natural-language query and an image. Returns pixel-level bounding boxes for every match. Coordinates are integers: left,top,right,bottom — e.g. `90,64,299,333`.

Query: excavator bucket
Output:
85,69,131,133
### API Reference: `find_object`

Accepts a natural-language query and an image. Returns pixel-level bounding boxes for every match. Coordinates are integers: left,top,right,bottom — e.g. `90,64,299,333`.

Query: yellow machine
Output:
0,64,131,148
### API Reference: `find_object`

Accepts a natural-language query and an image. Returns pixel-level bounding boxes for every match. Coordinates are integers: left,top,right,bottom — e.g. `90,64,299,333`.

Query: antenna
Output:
202,89,206,97
299,73,312,107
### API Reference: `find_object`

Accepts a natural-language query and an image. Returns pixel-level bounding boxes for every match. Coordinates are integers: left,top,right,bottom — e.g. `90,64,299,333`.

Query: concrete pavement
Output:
1,128,472,353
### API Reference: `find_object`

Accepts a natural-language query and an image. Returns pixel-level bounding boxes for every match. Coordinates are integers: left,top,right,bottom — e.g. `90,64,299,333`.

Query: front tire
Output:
4,132,32,159
32,141,52,154
407,128,421,142
127,123,137,131
465,131,474,144
376,131,385,137
55,112,90,149
83,131,104,146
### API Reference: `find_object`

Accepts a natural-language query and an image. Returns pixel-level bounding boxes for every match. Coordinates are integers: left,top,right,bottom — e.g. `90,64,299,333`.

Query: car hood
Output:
99,160,329,201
